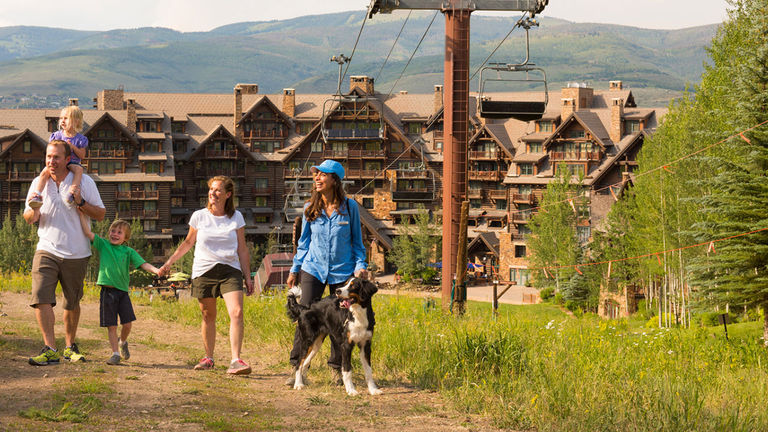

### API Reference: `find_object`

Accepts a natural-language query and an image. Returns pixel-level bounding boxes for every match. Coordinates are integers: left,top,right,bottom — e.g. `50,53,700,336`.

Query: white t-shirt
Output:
25,172,105,259
189,208,246,278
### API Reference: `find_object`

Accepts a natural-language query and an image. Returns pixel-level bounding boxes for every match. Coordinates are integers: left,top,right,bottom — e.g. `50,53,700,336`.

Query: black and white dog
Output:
286,277,381,396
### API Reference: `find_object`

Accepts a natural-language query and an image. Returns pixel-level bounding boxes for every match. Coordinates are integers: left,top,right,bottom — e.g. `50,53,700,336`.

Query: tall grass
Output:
3,275,767,431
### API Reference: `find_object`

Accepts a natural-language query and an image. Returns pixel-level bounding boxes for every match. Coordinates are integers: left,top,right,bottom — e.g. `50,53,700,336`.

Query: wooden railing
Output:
348,149,386,158
468,170,502,181
117,209,159,219
512,193,534,204
469,150,498,160
489,190,507,200
550,151,602,161
88,149,126,158
7,171,36,180
116,190,159,200
205,149,238,158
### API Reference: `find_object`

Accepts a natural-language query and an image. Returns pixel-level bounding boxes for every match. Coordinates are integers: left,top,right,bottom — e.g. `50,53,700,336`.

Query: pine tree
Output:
686,0,768,343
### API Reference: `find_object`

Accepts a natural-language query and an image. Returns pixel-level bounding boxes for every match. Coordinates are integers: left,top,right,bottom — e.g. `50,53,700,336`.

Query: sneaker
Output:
106,354,121,365
28,193,43,209
119,340,130,360
29,346,61,366
226,359,252,375
62,343,80,360
193,357,214,370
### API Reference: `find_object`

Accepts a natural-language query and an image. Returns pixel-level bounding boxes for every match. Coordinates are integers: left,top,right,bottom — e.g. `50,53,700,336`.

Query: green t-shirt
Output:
92,234,146,292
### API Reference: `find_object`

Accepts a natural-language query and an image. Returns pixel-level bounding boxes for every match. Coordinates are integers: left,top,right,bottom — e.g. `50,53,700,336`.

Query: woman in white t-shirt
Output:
160,176,254,375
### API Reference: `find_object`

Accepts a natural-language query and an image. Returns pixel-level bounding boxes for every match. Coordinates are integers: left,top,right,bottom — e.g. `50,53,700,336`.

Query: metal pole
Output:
441,6,471,309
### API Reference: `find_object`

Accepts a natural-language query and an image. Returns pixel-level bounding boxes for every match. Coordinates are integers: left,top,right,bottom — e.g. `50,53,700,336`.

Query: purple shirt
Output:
50,131,88,164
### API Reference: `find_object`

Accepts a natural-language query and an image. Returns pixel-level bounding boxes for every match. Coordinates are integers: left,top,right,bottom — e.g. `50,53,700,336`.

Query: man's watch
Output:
77,197,86,207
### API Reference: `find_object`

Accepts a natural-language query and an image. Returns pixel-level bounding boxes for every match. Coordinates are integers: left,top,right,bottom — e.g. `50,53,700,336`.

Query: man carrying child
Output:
24,140,106,365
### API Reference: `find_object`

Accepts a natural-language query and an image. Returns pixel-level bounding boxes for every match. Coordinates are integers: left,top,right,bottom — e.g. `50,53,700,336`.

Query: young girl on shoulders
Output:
28,105,88,208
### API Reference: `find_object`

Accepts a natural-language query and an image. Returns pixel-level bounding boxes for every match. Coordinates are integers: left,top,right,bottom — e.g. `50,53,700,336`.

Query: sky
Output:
0,0,730,32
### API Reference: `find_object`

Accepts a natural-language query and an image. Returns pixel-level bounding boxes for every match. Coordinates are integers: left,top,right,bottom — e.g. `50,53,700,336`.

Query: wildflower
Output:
667,350,673,355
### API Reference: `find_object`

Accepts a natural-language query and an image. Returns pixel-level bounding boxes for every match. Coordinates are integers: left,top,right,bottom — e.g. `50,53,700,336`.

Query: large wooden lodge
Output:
0,77,665,285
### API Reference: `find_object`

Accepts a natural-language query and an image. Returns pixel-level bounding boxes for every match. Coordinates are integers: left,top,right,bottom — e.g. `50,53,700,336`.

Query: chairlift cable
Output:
469,12,530,81
375,10,412,83
340,5,373,86
386,10,439,98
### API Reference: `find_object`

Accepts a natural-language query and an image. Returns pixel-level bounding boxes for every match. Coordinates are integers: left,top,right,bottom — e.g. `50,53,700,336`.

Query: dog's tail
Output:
285,286,304,322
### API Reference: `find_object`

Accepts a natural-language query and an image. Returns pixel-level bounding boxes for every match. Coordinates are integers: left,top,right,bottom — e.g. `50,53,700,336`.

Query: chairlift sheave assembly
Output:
321,53,385,144
477,17,548,122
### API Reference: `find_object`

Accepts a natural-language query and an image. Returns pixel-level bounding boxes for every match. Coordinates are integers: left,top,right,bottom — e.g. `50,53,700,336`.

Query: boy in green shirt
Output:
79,215,160,365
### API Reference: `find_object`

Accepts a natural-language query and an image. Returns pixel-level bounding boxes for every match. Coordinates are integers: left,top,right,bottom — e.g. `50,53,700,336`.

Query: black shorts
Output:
99,286,136,327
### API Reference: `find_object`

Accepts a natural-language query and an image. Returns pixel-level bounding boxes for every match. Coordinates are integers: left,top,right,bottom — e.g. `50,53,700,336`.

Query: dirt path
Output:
0,291,504,431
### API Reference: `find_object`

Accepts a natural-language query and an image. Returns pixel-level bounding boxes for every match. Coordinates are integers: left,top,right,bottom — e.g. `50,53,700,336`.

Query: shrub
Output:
699,311,738,327
539,287,555,301
553,292,564,305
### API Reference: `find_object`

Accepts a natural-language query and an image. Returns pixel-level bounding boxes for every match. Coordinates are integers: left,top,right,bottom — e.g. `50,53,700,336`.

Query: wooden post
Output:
454,200,469,314
492,279,499,318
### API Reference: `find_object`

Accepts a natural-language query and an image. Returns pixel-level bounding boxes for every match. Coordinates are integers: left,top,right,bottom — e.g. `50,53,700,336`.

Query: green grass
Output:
17,376,113,424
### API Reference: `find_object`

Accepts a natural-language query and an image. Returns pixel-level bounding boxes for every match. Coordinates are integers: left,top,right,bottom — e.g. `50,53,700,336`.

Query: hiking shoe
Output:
119,340,130,360
62,343,81,361
29,346,60,366
226,359,252,375
106,354,121,365
28,193,43,209
193,357,214,370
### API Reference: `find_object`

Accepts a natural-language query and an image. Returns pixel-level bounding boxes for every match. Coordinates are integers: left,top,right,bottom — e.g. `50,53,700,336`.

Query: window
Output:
254,215,269,223
566,129,585,139
514,245,526,258
408,122,421,135
509,268,530,286
20,182,31,195
173,140,188,153
117,201,131,212
563,164,585,177
538,121,554,133
145,182,157,191
171,122,186,134
0,162,5,174
390,141,403,153
144,141,160,152
144,201,156,211
332,142,347,152
519,164,534,176
252,141,274,153
144,162,159,174
171,215,187,225
254,178,268,189
117,183,130,192
23,141,31,153
299,122,312,134
255,162,268,172
364,161,381,171
528,142,542,153
311,141,323,153
469,199,481,209
626,120,641,133
496,200,507,210
578,204,590,219
363,198,374,209
254,197,268,207
143,220,156,231
435,141,443,151
171,197,182,206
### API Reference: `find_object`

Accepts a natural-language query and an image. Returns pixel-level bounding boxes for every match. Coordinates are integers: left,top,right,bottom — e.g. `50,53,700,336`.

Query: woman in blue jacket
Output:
286,159,368,383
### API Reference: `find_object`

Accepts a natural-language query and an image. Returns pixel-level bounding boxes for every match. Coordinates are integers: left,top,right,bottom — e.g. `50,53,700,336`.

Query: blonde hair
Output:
207,176,236,218
109,219,132,241
59,105,84,133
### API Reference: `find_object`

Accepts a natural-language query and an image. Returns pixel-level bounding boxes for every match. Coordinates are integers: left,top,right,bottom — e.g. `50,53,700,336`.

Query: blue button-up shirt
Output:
291,198,367,284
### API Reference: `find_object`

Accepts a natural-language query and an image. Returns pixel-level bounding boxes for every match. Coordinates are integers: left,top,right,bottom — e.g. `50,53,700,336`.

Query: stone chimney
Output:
610,98,624,143
609,80,623,91
434,85,443,112
97,89,124,110
561,98,575,118
282,88,296,118
126,99,137,134
350,76,374,94
68,98,78,106
234,84,258,141
561,83,594,111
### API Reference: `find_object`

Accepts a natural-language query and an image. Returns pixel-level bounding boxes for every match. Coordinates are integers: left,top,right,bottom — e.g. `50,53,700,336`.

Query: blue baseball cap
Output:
311,159,345,181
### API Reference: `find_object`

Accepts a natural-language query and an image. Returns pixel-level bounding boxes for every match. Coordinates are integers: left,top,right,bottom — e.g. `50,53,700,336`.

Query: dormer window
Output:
537,121,554,133
626,120,641,133
519,163,534,176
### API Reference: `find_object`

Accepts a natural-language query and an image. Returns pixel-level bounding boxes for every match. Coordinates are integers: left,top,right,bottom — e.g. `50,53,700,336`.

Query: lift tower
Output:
369,0,548,307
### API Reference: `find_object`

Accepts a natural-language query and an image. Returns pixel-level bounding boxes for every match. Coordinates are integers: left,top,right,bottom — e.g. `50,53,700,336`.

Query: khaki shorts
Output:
191,264,243,299
30,250,89,310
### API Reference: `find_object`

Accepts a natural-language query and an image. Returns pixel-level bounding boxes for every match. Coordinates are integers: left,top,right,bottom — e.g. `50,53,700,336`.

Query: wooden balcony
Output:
512,193,535,204
116,190,159,200
252,187,271,196
468,170,502,181
397,170,429,179
88,149,126,158
117,209,159,219
469,150,498,160
8,191,26,201
348,149,386,158
284,168,312,178
345,169,380,179
323,128,382,140
512,211,533,224
392,188,433,202
321,150,349,159
489,190,507,200
467,189,483,199
550,151,602,161
7,171,36,180
205,149,238,158
243,130,287,139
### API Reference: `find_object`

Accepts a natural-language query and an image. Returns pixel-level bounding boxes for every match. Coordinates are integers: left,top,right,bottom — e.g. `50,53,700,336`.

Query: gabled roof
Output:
238,95,293,127
0,129,47,159
542,111,610,150
188,124,257,163
85,112,139,146
467,232,500,257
